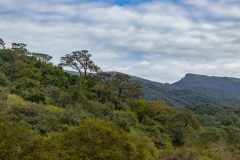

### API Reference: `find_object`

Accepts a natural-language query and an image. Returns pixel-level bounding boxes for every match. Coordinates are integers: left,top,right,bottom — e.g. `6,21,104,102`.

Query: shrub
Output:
56,120,158,160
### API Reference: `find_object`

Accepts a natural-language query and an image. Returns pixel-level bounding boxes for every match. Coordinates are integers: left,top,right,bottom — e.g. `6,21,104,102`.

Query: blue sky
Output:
111,0,153,5
0,0,240,82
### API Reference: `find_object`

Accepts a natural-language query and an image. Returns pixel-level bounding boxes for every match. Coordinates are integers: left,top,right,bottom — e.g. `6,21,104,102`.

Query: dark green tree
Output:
59,50,100,77
170,112,200,146
0,38,5,49
95,72,142,109
11,43,28,55
32,52,52,62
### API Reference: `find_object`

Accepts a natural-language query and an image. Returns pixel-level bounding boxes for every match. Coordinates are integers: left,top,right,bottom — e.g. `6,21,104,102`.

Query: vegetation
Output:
0,38,239,160
59,50,100,77
135,73,240,108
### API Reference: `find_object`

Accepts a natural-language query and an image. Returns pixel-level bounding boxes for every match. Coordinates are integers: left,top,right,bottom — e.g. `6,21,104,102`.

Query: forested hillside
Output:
0,38,239,160
131,73,240,107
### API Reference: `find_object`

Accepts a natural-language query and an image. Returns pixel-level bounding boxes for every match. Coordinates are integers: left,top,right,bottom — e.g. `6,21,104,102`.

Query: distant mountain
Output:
173,73,240,96
131,73,240,107
67,70,240,107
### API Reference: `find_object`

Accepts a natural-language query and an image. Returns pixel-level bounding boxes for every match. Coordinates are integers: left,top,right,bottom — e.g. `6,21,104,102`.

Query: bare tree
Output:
59,50,100,76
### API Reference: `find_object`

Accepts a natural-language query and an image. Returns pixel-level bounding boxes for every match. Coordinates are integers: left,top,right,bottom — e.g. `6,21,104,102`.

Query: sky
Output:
1,0,240,83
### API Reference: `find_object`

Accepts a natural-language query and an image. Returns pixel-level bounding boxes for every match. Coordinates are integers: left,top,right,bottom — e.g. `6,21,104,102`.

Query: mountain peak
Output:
184,73,209,79
172,73,240,94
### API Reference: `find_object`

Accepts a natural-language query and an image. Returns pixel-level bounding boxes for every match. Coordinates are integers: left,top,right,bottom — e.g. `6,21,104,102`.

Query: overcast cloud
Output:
0,0,240,82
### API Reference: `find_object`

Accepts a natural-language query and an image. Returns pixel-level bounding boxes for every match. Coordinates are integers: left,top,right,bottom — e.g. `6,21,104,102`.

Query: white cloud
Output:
0,0,240,82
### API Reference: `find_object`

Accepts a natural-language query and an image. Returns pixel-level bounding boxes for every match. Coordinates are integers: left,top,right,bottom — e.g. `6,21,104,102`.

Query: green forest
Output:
0,38,239,160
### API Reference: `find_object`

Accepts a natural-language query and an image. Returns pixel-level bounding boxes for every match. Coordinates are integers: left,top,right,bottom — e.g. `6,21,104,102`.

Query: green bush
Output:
0,119,47,160
4,103,64,134
0,73,9,86
55,120,158,160
112,110,138,131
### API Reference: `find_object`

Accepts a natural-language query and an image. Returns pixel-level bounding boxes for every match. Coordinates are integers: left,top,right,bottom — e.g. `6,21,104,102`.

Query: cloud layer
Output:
0,0,240,82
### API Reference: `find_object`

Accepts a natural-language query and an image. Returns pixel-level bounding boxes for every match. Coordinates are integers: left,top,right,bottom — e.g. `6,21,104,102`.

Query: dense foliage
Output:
0,39,239,160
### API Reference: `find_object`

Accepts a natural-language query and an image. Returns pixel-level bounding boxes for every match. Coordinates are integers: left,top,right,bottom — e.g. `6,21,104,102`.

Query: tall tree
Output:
171,112,200,130
0,38,5,49
112,73,142,100
96,72,142,109
59,50,100,77
32,52,52,62
11,43,28,55
170,112,200,146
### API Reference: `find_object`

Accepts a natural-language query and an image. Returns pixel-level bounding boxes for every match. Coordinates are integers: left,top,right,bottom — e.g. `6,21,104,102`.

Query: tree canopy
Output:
59,50,100,76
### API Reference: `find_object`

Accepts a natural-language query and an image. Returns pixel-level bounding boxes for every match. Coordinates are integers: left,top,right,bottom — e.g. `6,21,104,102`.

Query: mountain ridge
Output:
130,73,240,107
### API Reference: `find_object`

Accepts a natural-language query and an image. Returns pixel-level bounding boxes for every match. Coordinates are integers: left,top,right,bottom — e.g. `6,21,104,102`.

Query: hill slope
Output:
131,73,240,107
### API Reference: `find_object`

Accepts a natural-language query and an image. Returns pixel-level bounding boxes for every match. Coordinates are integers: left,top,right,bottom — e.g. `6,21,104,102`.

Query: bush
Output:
3,103,64,134
55,120,158,160
160,148,200,160
60,105,92,126
0,72,9,86
139,117,172,149
0,119,46,160
112,110,138,131
11,77,45,103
